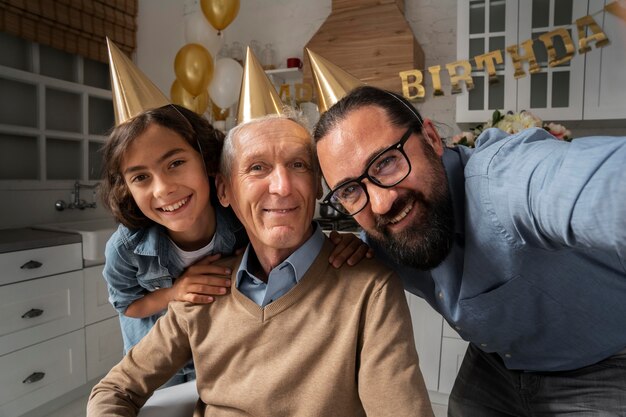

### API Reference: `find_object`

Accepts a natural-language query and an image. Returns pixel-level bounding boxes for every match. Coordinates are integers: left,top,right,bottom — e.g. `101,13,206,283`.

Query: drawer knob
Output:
22,372,45,384
20,260,43,270
21,308,44,319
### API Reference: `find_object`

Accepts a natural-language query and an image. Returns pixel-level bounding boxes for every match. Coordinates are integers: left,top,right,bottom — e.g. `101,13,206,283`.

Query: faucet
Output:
55,181,99,211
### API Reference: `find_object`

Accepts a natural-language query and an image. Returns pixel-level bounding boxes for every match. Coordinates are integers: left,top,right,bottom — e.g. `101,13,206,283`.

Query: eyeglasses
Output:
323,127,414,216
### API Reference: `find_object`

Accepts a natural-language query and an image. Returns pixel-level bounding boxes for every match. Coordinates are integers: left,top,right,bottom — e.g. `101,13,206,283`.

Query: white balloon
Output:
209,58,243,110
184,12,221,57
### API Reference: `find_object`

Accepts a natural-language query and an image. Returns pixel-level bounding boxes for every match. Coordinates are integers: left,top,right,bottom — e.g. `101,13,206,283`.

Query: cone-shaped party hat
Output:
107,38,170,125
306,48,364,113
237,47,285,124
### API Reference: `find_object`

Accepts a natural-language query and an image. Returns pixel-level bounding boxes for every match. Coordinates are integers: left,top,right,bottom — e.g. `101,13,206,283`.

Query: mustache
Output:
374,190,427,228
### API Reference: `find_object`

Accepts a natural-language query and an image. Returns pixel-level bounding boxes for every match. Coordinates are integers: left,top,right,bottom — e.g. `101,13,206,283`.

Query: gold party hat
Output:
237,47,284,124
306,48,363,113
107,38,170,125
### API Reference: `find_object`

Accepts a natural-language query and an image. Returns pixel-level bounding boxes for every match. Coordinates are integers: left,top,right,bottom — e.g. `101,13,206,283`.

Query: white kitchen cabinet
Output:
84,265,117,325
405,292,468,403
85,316,123,381
457,0,625,123
0,329,86,417
405,292,443,392
0,271,84,357
438,336,470,395
0,243,82,286
0,231,122,417
583,0,626,119
84,264,123,381
456,0,519,123
516,0,588,120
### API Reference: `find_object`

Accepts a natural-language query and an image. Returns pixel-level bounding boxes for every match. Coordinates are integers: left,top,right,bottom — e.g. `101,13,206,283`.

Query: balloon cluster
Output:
171,0,243,118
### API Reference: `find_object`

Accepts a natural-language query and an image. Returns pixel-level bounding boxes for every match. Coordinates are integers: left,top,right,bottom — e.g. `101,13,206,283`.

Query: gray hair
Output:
219,109,319,179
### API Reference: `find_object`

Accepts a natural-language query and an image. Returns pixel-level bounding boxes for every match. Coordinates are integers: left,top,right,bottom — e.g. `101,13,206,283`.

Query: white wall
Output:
135,0,459,131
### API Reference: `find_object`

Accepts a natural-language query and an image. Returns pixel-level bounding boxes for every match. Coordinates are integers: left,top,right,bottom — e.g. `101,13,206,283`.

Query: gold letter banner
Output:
397,3,620,100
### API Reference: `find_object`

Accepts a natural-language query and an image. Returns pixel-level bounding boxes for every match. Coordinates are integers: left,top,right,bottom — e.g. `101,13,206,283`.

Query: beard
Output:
366,153,455,271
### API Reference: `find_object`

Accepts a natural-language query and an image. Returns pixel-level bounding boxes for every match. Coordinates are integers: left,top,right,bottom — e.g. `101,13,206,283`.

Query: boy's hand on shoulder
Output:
171,253,232,304
328,231,374,268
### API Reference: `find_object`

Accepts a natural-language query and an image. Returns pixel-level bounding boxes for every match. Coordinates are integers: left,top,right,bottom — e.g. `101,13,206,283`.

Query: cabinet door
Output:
0,271,84,356
0,330,86,417
85,316,124,381
584,0,626,119
517,0,588,120
438,337,469,395
84,265,117,325
405,292,443,392
456,0,519,123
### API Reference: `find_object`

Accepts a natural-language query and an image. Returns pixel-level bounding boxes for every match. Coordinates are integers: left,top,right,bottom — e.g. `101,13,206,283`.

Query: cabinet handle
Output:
22,372,45,384
21,308,44,319
20,260,43,270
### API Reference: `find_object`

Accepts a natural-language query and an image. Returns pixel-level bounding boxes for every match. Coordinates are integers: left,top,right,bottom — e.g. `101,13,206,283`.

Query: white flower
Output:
492,111,542,134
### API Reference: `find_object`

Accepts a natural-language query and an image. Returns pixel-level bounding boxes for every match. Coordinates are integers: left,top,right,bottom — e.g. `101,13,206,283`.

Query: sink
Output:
34,218,118,263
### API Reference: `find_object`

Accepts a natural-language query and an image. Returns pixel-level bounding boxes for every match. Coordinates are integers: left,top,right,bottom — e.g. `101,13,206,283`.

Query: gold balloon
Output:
174,44,214,97
200,0,240,32
106,38,170,126
506,39,540,79
171,80,209,114
212,102,229,121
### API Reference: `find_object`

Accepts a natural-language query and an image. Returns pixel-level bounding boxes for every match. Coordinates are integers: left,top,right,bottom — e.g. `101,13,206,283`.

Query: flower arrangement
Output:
452,110,572,147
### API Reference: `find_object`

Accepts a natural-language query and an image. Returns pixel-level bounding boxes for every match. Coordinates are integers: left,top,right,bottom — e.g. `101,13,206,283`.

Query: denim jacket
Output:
103,204,247,364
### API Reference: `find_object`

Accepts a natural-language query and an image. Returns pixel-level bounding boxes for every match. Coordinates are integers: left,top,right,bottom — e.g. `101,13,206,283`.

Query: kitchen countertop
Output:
0,227,82,254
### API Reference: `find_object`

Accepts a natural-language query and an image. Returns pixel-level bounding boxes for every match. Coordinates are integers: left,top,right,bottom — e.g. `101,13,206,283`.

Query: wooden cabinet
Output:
456,0,625,123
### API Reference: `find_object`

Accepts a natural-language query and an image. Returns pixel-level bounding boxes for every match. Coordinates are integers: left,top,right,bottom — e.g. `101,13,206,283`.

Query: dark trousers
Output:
449,343,626,417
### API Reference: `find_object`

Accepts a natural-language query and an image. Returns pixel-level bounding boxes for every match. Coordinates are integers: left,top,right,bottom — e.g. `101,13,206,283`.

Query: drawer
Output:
0,243,82,286
0,330,86,417
0,271,84,356
86,316,124,380
84,265,117,325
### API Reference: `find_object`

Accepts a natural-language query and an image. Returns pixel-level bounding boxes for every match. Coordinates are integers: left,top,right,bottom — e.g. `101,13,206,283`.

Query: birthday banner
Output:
399,0,626,100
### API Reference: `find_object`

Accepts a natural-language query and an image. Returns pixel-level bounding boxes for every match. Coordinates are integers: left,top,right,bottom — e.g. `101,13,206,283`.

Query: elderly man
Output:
87,113,434,417
314,85,626,416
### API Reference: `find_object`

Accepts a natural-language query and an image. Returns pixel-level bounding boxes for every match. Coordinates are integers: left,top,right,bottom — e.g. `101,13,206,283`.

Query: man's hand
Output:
328,231,374,268
170,253,232,304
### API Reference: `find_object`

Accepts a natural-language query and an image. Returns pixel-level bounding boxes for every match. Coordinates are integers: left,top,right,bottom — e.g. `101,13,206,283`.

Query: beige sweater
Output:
88,239,434,417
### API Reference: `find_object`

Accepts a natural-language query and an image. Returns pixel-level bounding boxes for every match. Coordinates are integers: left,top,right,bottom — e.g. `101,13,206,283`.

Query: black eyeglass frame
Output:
322,126,416,216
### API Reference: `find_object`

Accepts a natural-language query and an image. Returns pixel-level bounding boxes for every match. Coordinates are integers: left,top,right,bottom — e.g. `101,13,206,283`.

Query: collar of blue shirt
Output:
236,223,325,307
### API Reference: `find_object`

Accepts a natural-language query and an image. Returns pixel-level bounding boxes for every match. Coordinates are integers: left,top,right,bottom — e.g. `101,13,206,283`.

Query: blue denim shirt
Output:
103,204,247,361
368,128,626,372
